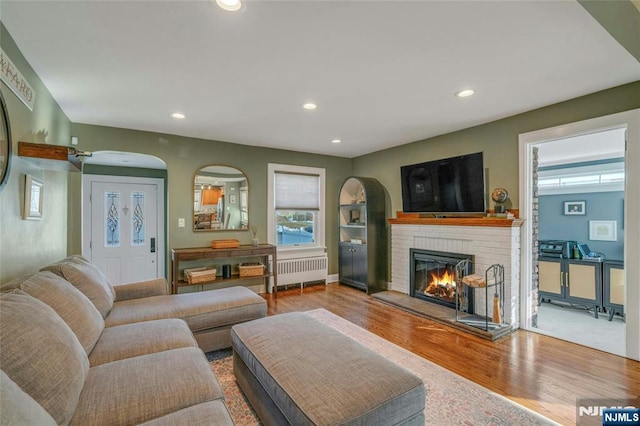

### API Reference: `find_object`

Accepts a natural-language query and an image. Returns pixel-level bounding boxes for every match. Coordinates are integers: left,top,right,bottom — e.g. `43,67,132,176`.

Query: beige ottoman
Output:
231,312,425,425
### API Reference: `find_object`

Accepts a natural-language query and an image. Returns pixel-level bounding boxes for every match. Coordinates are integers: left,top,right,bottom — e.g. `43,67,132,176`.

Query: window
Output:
267,164,325,253
538,161,625,195
539,172,623,188
276,210,315,245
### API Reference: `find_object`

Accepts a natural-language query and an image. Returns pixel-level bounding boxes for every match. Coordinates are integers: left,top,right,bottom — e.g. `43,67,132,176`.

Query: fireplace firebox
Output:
410,249,474,311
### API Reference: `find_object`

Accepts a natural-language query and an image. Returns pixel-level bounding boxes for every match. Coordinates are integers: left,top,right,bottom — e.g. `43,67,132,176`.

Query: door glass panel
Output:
105,191,120,247
131,191,145,246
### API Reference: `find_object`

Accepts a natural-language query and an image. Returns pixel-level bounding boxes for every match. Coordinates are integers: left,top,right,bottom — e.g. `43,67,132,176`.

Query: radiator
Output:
277,256,328,287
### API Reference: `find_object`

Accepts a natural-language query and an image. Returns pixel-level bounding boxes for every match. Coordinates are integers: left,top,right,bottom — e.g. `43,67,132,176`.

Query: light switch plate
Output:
178,218,185,228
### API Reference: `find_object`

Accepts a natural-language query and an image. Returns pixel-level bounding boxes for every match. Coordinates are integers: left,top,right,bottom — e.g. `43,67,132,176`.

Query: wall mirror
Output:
0,91,11,192
193,165,249,232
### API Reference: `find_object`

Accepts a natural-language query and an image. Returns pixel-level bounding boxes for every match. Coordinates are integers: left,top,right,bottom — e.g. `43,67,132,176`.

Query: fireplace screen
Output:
410,249,473,310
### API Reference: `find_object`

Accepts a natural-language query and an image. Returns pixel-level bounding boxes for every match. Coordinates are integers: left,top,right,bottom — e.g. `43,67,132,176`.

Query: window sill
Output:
276,246,327,260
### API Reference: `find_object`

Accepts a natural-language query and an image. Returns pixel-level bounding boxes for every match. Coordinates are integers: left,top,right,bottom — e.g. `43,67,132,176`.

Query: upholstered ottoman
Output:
231,312,425,425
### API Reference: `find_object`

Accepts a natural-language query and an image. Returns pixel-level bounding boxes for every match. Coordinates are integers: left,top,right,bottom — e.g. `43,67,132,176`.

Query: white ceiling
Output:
2,1,639,158
537,127,627,167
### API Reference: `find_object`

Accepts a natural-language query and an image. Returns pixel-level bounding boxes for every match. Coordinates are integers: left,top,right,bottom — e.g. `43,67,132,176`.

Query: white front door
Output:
84,177,162,284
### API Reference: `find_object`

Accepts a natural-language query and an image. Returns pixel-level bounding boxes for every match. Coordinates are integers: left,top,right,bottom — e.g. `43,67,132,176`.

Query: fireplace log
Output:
462,274,486,288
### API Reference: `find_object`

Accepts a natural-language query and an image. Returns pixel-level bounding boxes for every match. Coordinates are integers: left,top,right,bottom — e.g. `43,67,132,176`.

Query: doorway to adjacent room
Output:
519,109,640,360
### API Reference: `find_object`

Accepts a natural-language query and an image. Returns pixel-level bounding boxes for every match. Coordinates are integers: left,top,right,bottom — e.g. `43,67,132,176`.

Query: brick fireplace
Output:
389,215,523,328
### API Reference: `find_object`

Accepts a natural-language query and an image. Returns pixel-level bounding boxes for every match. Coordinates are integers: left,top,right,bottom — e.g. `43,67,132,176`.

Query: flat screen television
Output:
400,152,486,214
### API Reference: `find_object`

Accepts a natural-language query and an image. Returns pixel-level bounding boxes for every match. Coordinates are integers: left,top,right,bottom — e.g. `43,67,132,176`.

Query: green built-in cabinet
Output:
338,177,387,293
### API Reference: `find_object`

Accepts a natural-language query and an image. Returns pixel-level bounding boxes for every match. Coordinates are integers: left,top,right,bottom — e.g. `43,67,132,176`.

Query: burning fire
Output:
424,270,457,299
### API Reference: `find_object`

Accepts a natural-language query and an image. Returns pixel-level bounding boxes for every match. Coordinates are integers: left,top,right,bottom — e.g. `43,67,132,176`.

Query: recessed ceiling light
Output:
216,0,242,12
303,103,317,110
331,139,342,144
171,112,186,119
455,89,475,98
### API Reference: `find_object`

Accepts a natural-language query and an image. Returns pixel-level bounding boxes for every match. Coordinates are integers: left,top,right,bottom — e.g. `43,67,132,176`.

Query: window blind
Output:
274,172,320,210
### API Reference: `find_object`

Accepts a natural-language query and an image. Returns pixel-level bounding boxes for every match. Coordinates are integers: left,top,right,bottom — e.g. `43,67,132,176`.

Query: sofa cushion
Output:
17,271,105,354
113,277,168,301
105,286,267,332
138,400,233,425
42,255,116,318
0,370,57,426
0,291,89,425
88,319,198,366
71,347,224,426
0,273,30,292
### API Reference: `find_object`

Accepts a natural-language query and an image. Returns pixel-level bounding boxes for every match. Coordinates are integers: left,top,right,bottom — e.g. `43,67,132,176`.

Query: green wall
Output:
2,1,639,284
68,124,352,276
0,24,72,282
70,82,639,282
352,82,640,215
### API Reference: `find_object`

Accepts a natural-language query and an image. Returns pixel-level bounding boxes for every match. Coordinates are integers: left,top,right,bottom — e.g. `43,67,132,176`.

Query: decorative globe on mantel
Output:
491,188,508,203
491,188,508,213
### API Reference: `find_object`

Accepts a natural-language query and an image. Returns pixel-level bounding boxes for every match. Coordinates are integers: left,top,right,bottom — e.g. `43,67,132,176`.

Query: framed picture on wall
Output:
23,175,43,220
589,220,617,241
564,200,585,215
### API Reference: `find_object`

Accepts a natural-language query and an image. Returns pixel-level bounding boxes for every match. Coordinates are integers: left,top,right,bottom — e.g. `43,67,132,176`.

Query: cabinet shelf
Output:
538,256,602,317
603,260,624,321
338,177,387,294
177,272,273,288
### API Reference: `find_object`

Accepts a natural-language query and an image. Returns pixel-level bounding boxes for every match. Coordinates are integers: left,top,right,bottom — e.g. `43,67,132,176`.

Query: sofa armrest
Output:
113,278,168,301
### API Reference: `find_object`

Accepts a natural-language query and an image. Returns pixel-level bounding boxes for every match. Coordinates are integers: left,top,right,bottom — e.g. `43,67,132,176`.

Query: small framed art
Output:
23,175,43,220
589,220,617,241
564,201,585,215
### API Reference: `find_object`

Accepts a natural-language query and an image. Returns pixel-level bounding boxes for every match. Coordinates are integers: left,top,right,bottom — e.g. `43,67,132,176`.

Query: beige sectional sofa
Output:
0,255,267,425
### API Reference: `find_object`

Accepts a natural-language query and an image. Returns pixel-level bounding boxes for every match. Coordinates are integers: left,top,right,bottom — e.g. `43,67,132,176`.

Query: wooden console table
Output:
171,244,277,296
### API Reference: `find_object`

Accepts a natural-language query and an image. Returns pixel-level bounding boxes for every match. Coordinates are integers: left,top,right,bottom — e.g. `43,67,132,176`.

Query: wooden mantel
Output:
388,211,524,228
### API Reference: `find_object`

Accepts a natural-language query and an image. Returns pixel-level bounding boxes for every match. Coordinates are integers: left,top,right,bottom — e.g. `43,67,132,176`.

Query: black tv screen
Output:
401,152,486,214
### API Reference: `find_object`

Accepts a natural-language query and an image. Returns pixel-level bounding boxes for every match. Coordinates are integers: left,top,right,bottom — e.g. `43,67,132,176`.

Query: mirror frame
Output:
193,164,249,232
0,90,12,192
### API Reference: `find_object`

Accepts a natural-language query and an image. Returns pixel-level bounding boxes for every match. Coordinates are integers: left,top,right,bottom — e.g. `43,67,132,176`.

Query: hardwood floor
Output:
263,283,640,425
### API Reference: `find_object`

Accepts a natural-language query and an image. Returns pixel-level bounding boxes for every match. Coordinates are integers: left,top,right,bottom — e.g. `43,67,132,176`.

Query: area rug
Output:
208,308,558,425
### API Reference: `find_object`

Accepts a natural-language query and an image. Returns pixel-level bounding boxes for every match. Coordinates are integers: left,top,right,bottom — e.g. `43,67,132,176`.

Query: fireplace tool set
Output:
454,260,506,331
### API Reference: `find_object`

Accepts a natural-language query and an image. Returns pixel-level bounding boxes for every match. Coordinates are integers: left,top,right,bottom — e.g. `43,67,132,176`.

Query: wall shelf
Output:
18,141,87,172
